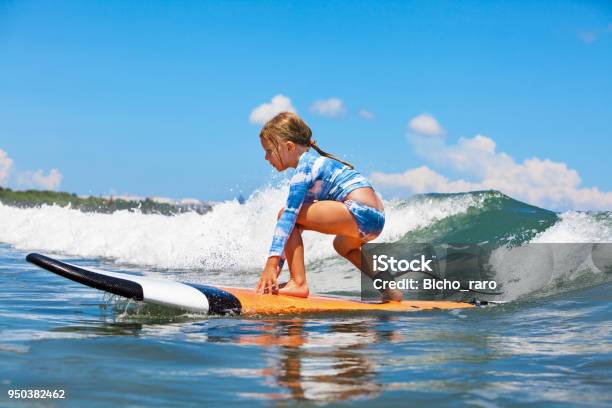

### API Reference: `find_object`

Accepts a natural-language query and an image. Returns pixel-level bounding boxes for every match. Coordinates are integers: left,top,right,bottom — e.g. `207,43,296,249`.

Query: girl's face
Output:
261,137,292,171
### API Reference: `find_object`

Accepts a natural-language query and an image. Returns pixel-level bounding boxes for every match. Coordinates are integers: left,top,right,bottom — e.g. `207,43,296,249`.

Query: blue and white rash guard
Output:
269,149,372,257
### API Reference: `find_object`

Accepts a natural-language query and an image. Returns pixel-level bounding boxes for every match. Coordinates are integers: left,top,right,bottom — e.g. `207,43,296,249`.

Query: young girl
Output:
256,112,401,301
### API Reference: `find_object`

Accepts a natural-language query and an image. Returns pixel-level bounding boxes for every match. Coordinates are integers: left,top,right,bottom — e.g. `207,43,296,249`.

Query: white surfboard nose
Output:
26,253,211,314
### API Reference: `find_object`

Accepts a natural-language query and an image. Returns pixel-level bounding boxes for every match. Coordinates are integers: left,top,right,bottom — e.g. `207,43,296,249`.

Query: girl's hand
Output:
256,257,281,294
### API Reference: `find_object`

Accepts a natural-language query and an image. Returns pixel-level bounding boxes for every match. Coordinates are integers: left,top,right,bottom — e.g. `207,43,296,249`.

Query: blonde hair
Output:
259,112,354,169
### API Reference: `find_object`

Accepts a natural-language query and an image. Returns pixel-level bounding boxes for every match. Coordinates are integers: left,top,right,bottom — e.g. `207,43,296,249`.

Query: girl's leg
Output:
276,201,365,297
333,235,403,301
332,235,364,271
273,207,309,297
276,200,402,301
277,224,309,297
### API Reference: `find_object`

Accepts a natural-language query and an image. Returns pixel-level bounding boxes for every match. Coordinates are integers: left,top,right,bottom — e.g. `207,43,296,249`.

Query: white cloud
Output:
409,133,510,177
358,109,375,120
408,113,445,136
310,98,346,117
249,94,296,125
371,166,478,193
17,169,63,191
0,149,14,185
370,120,612,210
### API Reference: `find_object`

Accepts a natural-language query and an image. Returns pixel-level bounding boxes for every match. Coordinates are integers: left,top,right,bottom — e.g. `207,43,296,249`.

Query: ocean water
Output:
0,189,611,407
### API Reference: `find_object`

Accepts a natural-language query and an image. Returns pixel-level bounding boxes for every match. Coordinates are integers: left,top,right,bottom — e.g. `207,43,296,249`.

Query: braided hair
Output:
259,112,354,169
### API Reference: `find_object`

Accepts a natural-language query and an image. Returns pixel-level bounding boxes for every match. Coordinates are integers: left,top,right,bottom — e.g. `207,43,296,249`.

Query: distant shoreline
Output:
0,187,213,215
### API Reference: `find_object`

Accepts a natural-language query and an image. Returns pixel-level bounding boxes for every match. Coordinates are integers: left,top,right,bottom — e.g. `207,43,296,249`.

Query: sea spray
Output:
0,185,483,272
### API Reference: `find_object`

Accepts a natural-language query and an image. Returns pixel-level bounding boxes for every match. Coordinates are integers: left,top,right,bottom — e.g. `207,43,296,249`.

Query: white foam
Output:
0,186,482,291
490,211,612,300
0,186,284,271
532,211,612,243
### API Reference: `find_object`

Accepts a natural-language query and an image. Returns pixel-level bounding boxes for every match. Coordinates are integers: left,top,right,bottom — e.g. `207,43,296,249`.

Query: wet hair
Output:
259,112,354,169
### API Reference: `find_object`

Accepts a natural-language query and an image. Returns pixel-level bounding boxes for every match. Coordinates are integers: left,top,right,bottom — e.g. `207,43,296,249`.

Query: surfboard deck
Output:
26,253,475,316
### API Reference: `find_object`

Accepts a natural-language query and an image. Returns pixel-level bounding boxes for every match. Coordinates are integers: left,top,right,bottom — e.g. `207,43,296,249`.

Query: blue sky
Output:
0,1,610,209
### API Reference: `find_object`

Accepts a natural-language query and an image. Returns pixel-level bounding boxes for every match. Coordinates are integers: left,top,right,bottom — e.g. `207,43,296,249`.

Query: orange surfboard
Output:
220,286,474,315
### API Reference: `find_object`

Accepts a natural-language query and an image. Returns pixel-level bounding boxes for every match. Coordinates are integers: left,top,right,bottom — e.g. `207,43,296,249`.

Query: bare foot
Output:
381,288,403,302
278,280,309,298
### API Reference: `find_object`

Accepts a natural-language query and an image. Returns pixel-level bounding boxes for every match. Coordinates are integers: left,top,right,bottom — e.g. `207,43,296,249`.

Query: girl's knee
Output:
333,236,361,257
333,236,343,255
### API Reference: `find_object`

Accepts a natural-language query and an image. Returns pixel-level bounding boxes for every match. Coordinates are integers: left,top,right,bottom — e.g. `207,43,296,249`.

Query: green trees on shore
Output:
0,187,211,215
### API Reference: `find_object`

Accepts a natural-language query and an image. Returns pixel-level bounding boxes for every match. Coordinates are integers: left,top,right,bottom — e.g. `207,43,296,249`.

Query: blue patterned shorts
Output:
276,199,385,270
343,199,385,242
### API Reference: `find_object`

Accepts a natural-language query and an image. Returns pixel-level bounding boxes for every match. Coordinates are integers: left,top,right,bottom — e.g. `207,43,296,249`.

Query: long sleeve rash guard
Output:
268,149,372,257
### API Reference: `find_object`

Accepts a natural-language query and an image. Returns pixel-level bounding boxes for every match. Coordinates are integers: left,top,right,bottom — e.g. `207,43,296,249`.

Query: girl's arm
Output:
268,168,311,257
256,156,313,294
